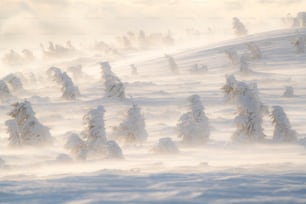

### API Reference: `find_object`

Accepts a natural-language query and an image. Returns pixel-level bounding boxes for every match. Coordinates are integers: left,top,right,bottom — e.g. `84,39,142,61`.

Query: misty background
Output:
0,0,305,51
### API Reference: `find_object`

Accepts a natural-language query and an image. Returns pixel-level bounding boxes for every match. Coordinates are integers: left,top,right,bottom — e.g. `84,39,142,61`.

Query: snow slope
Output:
1,28,306,203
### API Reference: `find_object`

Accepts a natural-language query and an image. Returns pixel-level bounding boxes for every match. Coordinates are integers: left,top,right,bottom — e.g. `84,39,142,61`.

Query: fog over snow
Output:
1,1,306,203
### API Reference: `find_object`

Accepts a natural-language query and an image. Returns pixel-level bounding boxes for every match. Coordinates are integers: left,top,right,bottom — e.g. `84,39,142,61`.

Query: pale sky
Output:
0,0,305,47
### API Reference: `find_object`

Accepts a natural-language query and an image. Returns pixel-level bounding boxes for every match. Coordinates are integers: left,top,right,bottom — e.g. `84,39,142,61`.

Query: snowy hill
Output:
1,28,306,203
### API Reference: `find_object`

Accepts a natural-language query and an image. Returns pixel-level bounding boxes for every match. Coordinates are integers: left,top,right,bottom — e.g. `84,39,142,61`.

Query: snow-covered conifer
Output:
222,75,266,143
131,64,138,75
47,67,80,100
5,100,53,147
100,62,126,99
271,106,297,143
177,95,210,145
233,17,248,36
113,104,148,144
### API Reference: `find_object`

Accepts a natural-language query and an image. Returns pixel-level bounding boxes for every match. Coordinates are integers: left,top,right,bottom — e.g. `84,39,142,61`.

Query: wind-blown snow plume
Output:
47,67,80,100
100,62,126,99
271,106,297,143
113,104,148,144
5,100,53,147
177,95,210,145
222,75,266,143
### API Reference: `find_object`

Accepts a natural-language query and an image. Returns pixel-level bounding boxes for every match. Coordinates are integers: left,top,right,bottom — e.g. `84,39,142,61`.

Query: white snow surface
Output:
1,28,306,203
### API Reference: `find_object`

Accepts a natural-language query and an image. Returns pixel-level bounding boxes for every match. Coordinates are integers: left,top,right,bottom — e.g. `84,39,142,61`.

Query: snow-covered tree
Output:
225,49,239,65
177,95,210,145
0,80,11,102
3,74,23,91
82,105,107,153
222,75,266,143
80,105,123,159
271,106,297,143
100,62,126,99
113,104,148,144
5,100,53,147
247,43,262,59
297,12,306,27
294,35,305,53
165,54,178,73
152,137,179,154
233,17,248,36
283,86,294,97
47,67,80,100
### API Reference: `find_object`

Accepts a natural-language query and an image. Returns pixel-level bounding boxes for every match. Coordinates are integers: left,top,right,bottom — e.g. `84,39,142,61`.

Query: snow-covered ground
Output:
1,28,306,203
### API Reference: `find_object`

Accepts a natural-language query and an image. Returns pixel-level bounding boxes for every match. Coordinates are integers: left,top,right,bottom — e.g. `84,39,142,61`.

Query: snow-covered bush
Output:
47,67,80,100
271,106,297,143
222,75,266,143
233,17,248,36
165,54,178,73
190,64,208,73
3,74,23,91
283,86,294,97
225,49,239,65
152,137,179,154
100,62,126,99
105,140,124,159
65,133,87,160
5,100,53,147
294,36,305,53
113,104,148,144
247,43,262,59
239,55,250,73
177,95,210,145
56,153,73,162
0,80,11,102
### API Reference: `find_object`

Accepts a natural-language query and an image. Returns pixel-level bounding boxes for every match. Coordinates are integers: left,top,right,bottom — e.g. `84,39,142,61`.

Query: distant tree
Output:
239,55,250,73
177,95,210,145
165,54,179,73
130,64,138,75
271,106,297,143
5,101,53,147
233,17,248,36
100,62,126,99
